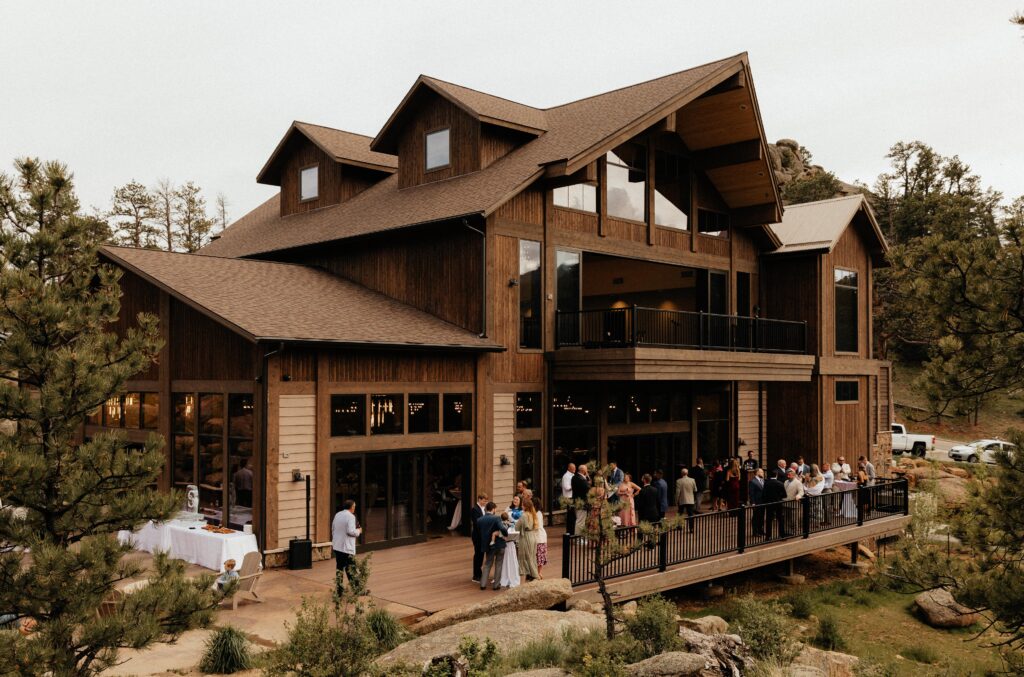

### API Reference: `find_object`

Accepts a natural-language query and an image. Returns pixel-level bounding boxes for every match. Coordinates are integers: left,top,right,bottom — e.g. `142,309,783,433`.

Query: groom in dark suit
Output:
469,493,488,583
748,469,766,535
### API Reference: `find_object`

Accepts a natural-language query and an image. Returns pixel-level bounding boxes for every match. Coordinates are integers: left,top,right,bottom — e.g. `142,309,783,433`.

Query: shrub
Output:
575,652,627,677
560,627,644,673
365,608,409,651
506,635,566,670
784,590,815,619
729,596,800,665
901,644,939,664
812,613,847,652
624,595,682,659
199,625,253,674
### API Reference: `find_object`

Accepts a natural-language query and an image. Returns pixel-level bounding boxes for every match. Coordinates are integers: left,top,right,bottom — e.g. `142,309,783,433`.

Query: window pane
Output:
556,250,581,345
408,393,439,433
697,209,729,237
606,392,628,425
103,396,123,427
172,435,195,489
654,150,689,230
142,393,160,429
371,394,404,435
198,434,224,519
229,438,254,523
123,392,141,428
552,391,596,428
519,240,542,349
199,394,224,436
553,184,597,212
363,455,388,543
331,395,366,437
425,128,450,170
300,165,318,200
836,381,859,402
835,269,859,353
173,393,195,434
606,149,646,222
442,393,472,432
515,392,542,429
228,394,254,438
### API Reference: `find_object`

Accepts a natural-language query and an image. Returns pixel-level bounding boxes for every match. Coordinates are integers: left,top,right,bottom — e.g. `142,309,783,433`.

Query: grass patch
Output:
783,590,816,619
812,613,847,652
900,644,940,665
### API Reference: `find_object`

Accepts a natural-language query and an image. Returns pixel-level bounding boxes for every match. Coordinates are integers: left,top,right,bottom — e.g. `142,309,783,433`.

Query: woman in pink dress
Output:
617,473,641,527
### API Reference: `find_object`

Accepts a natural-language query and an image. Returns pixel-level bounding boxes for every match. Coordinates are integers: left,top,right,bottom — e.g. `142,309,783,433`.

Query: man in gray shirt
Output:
332,499,362,584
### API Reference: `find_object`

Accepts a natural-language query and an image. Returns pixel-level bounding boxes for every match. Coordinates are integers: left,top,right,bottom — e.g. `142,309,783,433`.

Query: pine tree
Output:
0,158,216,676
173,182,213,253
109,180,158,248
151,178,176,251
781,170,844,205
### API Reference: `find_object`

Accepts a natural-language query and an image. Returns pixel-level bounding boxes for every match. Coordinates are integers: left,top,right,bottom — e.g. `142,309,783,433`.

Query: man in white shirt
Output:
784,469,805,535
561,463,576,501
332,500,362,584
822,465,835,492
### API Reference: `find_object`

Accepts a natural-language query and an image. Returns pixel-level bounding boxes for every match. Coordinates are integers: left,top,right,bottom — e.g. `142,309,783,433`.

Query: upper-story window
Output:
553,184,597,212
606,147,647,222
300,165,319,201
835,268,859,353
519,240,542,349
697,209,729,238
425,128,450,171
654,150,690,230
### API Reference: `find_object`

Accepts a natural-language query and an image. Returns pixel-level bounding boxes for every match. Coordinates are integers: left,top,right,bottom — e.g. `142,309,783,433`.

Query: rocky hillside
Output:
767,139,863,203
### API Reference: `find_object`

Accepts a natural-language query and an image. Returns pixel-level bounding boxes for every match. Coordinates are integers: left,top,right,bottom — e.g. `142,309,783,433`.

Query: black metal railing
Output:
561,478,908,586
554,306,808,354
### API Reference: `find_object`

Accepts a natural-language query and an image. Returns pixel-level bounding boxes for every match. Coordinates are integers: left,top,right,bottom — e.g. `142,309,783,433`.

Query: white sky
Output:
2,1,1022,222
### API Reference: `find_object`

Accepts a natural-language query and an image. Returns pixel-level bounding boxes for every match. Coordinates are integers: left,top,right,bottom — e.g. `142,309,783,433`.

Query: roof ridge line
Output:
421,75,546,112
104,244,322,270
294,120,377,141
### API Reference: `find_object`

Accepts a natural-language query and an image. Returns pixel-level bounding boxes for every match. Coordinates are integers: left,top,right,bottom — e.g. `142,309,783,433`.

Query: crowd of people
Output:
470,483,548,590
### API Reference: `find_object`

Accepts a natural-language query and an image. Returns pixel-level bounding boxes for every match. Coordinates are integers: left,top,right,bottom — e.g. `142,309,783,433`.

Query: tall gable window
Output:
654,151,690,230
519,239,542,349
425,128,450,171
606,147,647,222
834,268,859,353
300,165,319,201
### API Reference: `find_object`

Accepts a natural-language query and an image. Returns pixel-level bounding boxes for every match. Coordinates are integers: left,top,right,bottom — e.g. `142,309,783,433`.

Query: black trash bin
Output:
288,475,314,570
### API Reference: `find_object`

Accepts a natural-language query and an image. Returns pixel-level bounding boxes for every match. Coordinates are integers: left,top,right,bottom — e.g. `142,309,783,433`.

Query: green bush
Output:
575,652,627,677
506,635,566,670
812,613,847,652
365,608,409,651
624,595,682,659
728,596,800,665
784,590,815,619
199,625,253,674
901,644,940,664
560,627,644,673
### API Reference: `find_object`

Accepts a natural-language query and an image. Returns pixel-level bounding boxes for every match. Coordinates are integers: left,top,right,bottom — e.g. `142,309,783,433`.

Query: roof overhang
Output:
256,122,397,186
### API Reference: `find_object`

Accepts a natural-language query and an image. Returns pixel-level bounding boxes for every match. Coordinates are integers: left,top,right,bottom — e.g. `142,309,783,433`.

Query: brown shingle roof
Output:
768,194,889,260
204,54,745,258
255,122,397,185
101,246,501,350
420,76,549,132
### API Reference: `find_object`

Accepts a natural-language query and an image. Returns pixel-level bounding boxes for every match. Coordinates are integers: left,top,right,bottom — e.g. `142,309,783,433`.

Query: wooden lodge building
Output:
95,53,894,562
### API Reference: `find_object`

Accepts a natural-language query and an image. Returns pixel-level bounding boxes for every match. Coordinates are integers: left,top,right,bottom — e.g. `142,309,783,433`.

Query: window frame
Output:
696,208,730,239
835,380,860,404
424,127,451,172
552,183,598,214
834,267,860,354
299,163,319,202
518,239,543,350
605,148,648,224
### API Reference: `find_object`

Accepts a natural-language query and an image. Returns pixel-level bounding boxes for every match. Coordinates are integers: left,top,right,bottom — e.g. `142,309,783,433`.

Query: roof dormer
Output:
257,122,397,217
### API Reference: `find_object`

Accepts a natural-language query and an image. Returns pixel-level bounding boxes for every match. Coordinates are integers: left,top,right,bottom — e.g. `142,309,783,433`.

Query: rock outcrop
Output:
678,615,729,635
377,609,603,668
410,578,573,635
915,588,981,628
793,645,859,677
677,627,751,675
767,139,861,199
627,651,708,676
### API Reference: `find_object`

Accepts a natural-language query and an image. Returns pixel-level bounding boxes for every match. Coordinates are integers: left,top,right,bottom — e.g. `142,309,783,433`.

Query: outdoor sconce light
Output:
282,374,292,382
499,454,511,466
292,469,303,482
508,278,519,287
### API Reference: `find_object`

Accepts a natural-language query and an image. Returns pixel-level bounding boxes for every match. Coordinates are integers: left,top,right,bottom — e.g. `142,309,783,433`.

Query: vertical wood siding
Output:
277,394,317,543
279,137,343,217
823,224,871,359
488,233,545,384
736,381,762,459
325,351,475,383
114,269,161,380
169,299,255,381
398,94,479,189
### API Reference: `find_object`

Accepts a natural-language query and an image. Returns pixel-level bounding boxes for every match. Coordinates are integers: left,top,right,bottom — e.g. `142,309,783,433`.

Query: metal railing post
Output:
632,305,639,346
658,527,668,572
737,507,746,553
802,496,811,538
901,478,910,516
562,532,571,581
699,311,705,350
856,489,865,526
802,321,808,354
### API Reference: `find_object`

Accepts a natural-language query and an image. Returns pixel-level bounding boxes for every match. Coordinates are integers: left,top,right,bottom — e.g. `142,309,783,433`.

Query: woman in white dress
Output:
804,464,825,523
496,511,520,588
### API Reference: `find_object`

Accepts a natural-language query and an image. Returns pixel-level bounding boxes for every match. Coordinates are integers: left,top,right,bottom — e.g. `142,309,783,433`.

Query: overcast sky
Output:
2,1,1022,222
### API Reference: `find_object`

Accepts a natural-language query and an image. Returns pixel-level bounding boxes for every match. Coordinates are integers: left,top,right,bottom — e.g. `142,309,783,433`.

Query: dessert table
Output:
119,521,258,572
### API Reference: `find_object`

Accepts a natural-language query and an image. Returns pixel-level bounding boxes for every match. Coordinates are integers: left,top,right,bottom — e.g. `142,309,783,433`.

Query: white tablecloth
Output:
119,521,258,572
833,481,858,518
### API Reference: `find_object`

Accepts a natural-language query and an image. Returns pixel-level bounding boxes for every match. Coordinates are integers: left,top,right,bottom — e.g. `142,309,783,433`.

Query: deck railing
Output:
561,477,908,586
554,306,808,354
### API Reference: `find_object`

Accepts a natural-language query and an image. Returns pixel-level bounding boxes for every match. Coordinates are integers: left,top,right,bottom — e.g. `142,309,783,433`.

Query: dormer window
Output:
425,128,450,171
300,165,319,201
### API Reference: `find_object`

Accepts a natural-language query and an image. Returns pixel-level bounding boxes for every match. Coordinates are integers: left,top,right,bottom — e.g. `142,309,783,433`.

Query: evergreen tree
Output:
109,180,157,248
151,178,176,251
173,182,213,253
0,158,216,676
781,170,843,205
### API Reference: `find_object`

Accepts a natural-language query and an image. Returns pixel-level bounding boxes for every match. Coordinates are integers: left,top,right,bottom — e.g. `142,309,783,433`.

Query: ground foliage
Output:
0,157,216,677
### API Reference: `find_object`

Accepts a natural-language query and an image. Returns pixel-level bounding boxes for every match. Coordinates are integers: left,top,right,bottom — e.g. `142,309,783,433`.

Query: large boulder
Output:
793,645,859,677
678,615,729,635
377,609,603,669
915,588,980,628
927,476,971,507
627,651,708,676
410,578,573,635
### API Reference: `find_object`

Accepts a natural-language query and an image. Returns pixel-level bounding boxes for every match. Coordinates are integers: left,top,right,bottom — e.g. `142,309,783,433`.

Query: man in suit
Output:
653,470,669,521
762,474,787,537
773,459,789,483
690,458,707,514
476,502,507,590
635,474,661,524
748,468,766,535
571,464,591,536
675,468,697,531
469,493,489,583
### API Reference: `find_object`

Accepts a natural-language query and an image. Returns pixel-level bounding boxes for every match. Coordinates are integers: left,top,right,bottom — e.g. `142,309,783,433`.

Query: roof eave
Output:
254,336,505,353
257,123,397,185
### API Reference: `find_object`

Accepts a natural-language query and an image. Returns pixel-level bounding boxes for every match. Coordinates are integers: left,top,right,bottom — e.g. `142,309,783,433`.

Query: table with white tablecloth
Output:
832,481,859,518
119,521,258,572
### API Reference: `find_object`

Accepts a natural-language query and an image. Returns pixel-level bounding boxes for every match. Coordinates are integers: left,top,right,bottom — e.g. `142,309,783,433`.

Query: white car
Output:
948,439,1017,464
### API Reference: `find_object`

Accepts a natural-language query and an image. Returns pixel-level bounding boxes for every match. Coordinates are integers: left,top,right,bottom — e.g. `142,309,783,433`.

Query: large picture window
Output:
331,395,366,437
515,392,542,429
606,147,647,222
519,239,542,349
834,268,859,353
370,394,404,435
408,393,439,433
442,393,473,431
553,183,596,212
654,150,690,230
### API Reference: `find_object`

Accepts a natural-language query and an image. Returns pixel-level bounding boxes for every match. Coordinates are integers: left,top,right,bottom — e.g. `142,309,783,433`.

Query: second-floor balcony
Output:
554,306,808,354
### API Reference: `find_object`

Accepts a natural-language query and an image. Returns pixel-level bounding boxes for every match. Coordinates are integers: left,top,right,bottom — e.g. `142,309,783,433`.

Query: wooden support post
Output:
802,496,811,539
849,542,859,565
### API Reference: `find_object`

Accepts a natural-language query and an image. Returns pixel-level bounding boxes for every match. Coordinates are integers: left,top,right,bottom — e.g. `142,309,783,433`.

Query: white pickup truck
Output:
890,423,935,457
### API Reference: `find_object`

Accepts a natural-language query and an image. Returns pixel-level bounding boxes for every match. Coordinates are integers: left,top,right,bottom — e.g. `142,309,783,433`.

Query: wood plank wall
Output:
492,393,515,508
480,124,530,169
325,351,475,383
169,299,255,381
488,234,545,384
493,187,545,225
277,394,317,543
761,256,819,352
822,223,872,359
766,380,819,465
736,381,762,460
821,375,870,461
398,93,479,188
114,269,161,380
293,227,483,333
279,137,343,217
